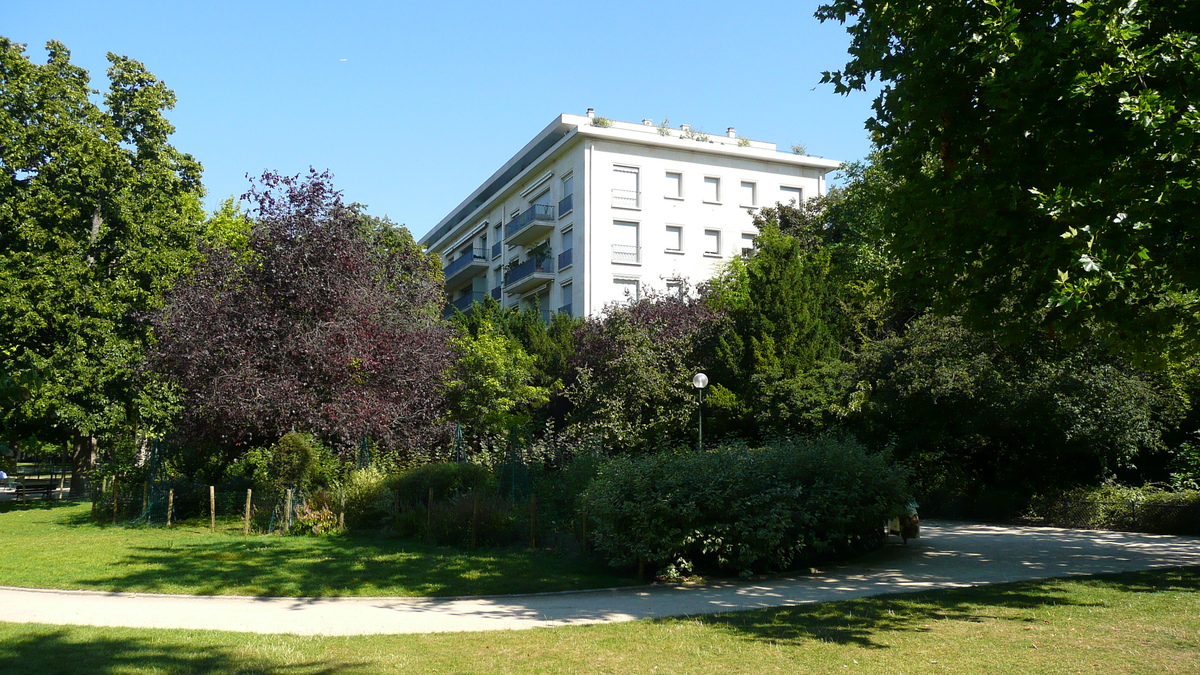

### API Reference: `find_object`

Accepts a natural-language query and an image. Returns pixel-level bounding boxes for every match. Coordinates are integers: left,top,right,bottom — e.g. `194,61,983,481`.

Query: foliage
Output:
583,437,910,576
703,220,847,438
336,464,391,528
0,38,205,489
289,503,343,536
151,170,452,462
848,314,1172,501
566,287,716,453
443,319,549,440
817,0,1200,362
231,432,337,497
389,462,495,508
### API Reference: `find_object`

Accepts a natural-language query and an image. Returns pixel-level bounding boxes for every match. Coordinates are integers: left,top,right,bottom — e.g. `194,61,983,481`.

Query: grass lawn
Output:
0,500,636,597
1,567,1197,674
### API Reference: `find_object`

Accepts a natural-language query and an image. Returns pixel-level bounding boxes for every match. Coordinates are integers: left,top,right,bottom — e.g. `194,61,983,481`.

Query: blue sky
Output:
8,0,877,240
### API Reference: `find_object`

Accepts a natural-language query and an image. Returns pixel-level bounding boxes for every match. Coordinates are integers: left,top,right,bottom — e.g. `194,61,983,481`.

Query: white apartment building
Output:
421,110,840,320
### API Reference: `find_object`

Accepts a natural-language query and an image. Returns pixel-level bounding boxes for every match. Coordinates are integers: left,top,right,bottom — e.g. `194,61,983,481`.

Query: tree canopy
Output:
151,170,451,462
0,38,205,486
817,0,1200,362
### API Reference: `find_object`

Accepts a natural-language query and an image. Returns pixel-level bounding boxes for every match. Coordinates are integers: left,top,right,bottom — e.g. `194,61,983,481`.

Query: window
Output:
741,233,756,257
665,171,683,199
559,174,574,215
704,229,721,256
665,225,683,253
491,223,503,258
558,228,574,268
703,176,721,203
740,181,757,206
613,166,640,208
612,220,640,264
559,282,573,316
614,278,640,302
781,186,803,205
666,278,684,297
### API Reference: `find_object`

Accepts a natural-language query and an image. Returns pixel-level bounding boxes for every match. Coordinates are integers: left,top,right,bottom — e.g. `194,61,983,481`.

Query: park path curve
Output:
2,521,1198,635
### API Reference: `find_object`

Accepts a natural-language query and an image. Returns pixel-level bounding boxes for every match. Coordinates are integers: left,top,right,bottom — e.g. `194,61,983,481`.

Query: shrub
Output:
583,436,910,576
335,465,391,528
290,503,343,536
429,492,517,546
389,462,495,507
1031,484,1200,534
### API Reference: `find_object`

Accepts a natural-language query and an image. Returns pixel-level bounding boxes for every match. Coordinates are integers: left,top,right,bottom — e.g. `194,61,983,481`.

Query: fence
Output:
90,478,319,535
1034,499,1200,536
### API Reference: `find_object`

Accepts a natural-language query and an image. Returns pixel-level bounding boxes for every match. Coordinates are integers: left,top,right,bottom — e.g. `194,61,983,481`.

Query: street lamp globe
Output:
692,373,708,389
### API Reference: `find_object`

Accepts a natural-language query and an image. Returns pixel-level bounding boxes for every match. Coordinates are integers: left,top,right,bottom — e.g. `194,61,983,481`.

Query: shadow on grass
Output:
691,567,1200,650
0,626,355,675
76,532,631,597
0,499,82,515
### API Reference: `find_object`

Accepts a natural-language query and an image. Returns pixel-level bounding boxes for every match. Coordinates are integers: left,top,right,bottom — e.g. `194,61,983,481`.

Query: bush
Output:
389,462,494,507
335,465,391,528
583,436,910,576
1031,484,1200,534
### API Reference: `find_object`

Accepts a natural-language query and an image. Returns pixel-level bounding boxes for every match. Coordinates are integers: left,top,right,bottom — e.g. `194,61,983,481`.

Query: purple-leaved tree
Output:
152,170,452,463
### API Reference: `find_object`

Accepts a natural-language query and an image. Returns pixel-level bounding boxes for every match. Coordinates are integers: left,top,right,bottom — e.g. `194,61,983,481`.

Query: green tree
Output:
443,318,549,442
704,220,847,437
817,0,1200,362
848,314,1173,513
0,39,205,493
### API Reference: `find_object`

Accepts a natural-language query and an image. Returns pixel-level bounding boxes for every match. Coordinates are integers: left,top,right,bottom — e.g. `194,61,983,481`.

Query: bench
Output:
15,480,57,500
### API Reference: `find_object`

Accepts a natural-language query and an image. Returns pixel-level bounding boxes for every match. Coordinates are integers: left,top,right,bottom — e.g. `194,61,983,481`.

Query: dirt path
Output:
1,521,1197,635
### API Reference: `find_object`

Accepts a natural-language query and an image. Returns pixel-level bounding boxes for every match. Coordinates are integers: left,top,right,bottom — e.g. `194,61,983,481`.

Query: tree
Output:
703,220,848,438
151,170,451,465
443,318,549,442
0,39,205,493
566,287,716,453
817,0,1200,361
848,314,1172,512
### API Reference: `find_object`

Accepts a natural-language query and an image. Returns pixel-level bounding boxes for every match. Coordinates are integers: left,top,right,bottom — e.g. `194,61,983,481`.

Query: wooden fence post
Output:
166,488,174,527
112,481,120,524
471,493,479,548
142,480,149,515
209,485,215,532
530,495,537,550
426,487,434,542
285,488,293,533
243,488,252,535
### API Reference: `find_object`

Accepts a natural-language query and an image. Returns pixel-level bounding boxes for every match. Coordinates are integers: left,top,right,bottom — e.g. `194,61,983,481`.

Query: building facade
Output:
421,111,840,319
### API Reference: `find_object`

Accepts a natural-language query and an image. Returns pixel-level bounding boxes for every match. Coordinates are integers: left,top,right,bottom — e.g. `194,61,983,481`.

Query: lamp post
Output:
692,373,708,451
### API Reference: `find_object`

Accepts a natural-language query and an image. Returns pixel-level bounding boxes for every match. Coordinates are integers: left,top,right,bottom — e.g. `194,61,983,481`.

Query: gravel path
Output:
1,521,1197,635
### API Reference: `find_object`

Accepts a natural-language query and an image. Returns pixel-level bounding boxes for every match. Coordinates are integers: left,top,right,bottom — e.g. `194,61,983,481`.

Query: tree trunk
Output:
70,434,97,499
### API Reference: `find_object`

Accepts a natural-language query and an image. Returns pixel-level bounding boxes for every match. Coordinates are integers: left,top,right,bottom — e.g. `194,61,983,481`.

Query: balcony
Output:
611,244,641,265
443,291,486,318
558,303,573,317
443,248,488,289
504,204,555,246
503,256,555,295
558,193,573,216
491,286,502,301
491,241,502,259
558,247,574,269
612,189,640,209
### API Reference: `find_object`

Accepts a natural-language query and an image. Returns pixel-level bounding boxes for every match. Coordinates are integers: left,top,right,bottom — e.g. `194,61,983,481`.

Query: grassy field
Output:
0,500,636,597
1,567,1197,674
